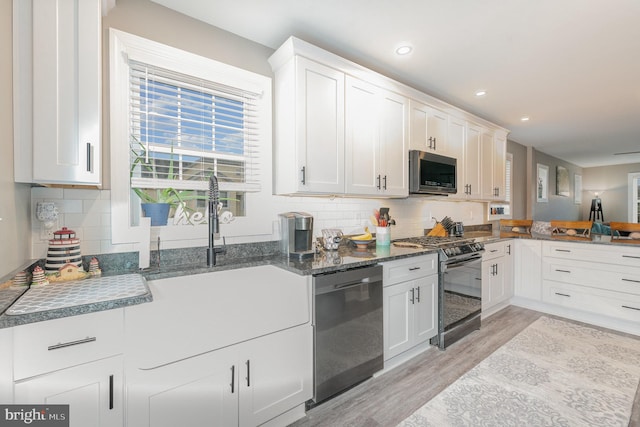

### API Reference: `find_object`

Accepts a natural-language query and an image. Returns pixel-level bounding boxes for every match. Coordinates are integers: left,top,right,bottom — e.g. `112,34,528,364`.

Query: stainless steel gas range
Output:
395,236,485,350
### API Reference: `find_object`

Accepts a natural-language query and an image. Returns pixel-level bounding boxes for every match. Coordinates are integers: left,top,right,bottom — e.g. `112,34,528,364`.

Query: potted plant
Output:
130,136,205,226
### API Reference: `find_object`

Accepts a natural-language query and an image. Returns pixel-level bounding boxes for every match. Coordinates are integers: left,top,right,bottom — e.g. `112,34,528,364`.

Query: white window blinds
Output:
129,60,262,192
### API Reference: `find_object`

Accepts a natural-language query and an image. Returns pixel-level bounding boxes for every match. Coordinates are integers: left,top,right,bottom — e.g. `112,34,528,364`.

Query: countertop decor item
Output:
45,227,82,275
88,257,102,276
11,271,29,289
30,266,49,287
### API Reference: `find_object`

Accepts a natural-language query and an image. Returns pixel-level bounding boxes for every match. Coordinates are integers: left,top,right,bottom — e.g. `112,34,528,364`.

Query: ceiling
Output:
152,0,640,168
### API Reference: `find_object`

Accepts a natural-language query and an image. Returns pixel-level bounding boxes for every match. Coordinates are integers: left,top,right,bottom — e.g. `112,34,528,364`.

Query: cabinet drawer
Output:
543,241,640,268
483,241,506,261
543,280,640,323
543,258,640,296
382,254,438,286
14,309,124,380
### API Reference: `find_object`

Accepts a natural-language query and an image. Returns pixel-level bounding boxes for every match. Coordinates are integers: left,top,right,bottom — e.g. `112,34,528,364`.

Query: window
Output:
129,61,262,218
110,29,272,245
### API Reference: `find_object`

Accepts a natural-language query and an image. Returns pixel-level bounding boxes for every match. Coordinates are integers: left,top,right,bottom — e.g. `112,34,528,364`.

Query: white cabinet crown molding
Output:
268,36,509,135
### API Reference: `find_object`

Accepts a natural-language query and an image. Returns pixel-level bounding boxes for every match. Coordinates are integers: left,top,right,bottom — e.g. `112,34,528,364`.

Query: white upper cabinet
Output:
481,129,507,201
447,116,466,200
480,128,496,199
462,122,482,199
409,100,449,156
345,77,408,197
493,132,508,200
271,56,345,195
13,0,102,186
269,37,508,199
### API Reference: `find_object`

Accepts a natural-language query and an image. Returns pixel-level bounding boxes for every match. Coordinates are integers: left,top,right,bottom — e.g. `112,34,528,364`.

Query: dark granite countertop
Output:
139,244,438,280
4,230,636,330
0,241,435,329
0,272,152,329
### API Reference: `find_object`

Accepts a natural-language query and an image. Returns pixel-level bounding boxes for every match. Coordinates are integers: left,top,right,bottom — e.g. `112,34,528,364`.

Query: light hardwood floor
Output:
291,305,640,427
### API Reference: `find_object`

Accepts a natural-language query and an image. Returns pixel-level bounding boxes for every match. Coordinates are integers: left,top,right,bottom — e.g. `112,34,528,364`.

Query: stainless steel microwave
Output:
409,150,457,195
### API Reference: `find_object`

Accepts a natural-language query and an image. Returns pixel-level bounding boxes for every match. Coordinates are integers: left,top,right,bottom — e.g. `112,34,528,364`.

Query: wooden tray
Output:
609,222,640,244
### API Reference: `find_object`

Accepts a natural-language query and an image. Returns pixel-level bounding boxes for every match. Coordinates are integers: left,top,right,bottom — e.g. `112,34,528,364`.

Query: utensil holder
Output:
376,226,390,246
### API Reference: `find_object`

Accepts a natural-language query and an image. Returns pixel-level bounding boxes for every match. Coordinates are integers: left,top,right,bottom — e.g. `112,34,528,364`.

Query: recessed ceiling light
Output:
395,45,413,55
521,116,530,122
475,90,487,97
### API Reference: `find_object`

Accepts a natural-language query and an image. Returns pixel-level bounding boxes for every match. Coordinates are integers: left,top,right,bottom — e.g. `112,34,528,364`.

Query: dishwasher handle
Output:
314,265,383,295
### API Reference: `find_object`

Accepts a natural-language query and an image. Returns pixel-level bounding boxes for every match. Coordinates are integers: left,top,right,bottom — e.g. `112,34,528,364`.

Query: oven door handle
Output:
444,254,483,269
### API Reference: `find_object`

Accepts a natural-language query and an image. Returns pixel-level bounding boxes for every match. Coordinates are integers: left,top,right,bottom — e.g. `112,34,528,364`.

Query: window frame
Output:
109,29,273,246
629,172,640,223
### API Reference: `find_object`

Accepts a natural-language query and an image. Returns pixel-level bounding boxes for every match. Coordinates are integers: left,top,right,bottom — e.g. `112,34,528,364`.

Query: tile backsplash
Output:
30,187,488,260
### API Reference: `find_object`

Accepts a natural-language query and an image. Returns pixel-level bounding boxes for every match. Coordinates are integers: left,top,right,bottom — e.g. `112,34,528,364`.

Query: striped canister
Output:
45,227,82,274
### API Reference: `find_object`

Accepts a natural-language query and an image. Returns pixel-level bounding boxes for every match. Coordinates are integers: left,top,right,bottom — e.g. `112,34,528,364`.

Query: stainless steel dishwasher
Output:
312,264,384,405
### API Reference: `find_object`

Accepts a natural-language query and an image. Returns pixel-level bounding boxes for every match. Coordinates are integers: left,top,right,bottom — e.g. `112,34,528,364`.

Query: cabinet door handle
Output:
377,174,381,190
623,255,640,259
109,375,114,410
433,137,436,151
383,175,387,190
622,305,640,311
230,365,235,393
86,142,93,172
555,269,571,273
506,245,511,255
246,360,251,387
408,267,421,271
622,278,640,284
494,264,498,276
48,336,96,351
300,166,306,185
555,249,571,253
555,292,571,297
410,288,415,304
415,286,421,303
490,249,499,253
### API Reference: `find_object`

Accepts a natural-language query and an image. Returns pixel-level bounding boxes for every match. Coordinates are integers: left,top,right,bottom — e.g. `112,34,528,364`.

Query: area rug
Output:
398,316,640,427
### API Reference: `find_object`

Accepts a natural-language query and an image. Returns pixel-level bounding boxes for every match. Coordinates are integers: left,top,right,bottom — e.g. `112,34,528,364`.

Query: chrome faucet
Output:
207,174,220,267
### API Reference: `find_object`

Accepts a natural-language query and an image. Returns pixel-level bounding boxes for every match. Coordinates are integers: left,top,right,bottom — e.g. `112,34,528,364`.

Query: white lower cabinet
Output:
127,325,312,427
10,309,125,427
14,356,123,427
382,255,438,362
542,241,640,324
481,240,513,317
513,239,543,301
125,266,313,427
0,327,12,403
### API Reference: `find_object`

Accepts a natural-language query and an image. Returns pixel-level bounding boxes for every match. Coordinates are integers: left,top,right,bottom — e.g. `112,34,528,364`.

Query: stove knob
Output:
444,248,451,256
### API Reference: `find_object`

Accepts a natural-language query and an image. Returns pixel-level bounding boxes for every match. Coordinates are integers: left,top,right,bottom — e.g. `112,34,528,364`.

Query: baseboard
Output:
510,297,640,337
481,301,510,320
377,340,437,376
261,403,307,427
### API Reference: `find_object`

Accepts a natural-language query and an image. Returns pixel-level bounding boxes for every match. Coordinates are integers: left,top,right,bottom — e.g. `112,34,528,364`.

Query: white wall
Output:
1,0,32,278
29,186,487,258
26,0,489,260
582,163,640,222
